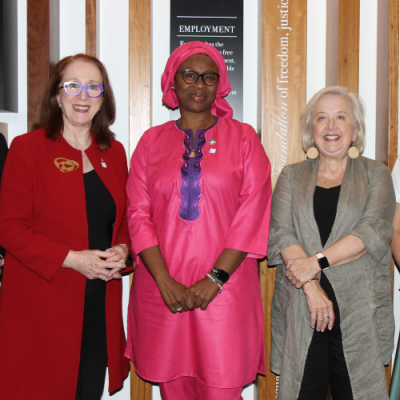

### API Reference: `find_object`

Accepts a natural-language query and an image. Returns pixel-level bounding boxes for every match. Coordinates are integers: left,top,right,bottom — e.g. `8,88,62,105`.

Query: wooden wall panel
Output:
129,0,151,157
259,0,307,398
388,0,399,391
130,361,152,400
86,0,97,57
27,0,50,130
338,0,360,92
376,0,390,166
326,0,339,87
389,0,399,171
129,0,152,397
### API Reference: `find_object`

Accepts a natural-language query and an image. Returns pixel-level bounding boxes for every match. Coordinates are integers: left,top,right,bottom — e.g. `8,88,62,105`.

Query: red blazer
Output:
0,128,132,399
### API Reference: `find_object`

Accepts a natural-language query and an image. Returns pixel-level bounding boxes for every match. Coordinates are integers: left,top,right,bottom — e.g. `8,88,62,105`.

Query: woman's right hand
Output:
156,276,194,314
302,280,335,332
62,249,126,281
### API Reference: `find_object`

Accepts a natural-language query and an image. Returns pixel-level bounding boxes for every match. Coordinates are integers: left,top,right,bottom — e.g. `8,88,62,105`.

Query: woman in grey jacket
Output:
268,86,395,400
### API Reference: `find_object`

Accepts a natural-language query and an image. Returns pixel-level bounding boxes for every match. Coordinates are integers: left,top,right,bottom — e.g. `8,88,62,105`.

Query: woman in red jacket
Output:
0,54,131,400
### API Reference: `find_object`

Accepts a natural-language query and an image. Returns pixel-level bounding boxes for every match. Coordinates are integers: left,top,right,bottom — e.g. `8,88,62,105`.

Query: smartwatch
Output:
211,267,230,283
314,252,330,271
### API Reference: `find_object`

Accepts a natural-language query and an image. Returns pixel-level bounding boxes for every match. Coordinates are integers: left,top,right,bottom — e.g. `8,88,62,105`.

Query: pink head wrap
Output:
161,41,233,119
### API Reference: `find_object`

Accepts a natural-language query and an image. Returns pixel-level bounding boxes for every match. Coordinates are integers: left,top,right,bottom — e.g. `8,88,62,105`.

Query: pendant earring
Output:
348,143,360,159
306,141,319,159
58,103,61,108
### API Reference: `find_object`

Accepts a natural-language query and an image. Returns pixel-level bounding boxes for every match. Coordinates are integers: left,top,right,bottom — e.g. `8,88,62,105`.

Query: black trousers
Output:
76,279,108,400
297,273,354,400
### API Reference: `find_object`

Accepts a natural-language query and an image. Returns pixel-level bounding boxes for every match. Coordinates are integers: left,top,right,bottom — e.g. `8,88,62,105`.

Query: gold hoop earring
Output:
348,144,360,159
306,142,319,159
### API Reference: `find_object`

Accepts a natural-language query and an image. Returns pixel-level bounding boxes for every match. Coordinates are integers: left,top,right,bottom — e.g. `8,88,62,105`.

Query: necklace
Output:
180,115,215,158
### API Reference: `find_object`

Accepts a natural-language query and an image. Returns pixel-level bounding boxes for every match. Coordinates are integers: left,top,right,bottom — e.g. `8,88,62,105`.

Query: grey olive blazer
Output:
268,156,395,400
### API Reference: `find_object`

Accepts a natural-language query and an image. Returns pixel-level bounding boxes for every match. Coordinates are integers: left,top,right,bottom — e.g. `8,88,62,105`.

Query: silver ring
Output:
176,307,183,311
324,316,330,320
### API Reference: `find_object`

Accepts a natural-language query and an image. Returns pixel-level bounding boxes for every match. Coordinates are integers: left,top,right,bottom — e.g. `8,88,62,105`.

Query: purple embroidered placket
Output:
177,119,217,221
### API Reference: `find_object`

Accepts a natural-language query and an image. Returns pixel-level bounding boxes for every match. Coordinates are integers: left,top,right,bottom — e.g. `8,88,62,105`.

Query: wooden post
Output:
338,0,360,92
27,0,50,130
389,0,399,171
86,0,97,57
129,0,152,397
259,0,307,398
388,0,399,391
129,0,152,156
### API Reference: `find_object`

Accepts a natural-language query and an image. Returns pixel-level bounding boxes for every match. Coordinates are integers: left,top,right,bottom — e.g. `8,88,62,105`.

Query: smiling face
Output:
57,60,103,131
173,54,219,116
311,94,358,161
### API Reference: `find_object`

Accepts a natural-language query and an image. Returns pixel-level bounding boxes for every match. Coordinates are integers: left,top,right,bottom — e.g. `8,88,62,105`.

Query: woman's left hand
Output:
104,244,129,281
187,277,220,310
285,256,321,288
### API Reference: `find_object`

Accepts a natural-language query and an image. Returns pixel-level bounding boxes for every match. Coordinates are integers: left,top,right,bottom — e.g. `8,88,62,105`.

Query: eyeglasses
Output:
176,70,219,86
59,82,104,98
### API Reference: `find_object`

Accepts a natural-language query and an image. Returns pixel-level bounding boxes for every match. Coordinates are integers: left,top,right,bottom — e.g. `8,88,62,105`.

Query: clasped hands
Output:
285,255,321,288
63,244,128,282
157,275,220,314
286,255,335,332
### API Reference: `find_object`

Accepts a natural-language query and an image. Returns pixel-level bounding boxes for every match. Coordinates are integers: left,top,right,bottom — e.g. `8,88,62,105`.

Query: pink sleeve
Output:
126,132,159,257
224,126,272,259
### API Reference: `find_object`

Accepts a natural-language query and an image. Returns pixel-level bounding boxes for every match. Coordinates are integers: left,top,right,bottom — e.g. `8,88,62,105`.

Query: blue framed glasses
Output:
59,81,104,98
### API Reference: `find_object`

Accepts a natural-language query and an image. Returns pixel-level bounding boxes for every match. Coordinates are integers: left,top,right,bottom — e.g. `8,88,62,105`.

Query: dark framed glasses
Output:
59,81,104,98
176,69,219,86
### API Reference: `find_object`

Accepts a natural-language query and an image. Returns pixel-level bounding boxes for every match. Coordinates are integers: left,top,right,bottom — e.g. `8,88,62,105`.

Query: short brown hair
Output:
32,54,116,150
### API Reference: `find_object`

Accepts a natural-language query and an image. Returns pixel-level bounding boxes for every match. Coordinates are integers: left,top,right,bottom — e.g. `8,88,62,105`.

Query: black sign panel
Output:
170,0,243,121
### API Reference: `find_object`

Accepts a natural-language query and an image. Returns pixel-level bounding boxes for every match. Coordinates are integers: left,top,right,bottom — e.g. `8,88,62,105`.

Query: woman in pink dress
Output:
125,41,272,400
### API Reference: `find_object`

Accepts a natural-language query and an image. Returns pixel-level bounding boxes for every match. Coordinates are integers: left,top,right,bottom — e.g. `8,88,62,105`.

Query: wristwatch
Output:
211,267,230,283
314,252,330,271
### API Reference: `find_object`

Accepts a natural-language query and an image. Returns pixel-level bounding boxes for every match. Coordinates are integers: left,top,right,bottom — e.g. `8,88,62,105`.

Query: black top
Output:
0,133,8,266
313,185,342,320
0,133,8,186
82,168,116,319
313,185,341,247
77,169,116,396
84,169,116,251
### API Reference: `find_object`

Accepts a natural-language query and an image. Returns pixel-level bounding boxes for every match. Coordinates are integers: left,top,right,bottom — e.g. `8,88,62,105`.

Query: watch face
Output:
318,256,330,270
212,268,230,283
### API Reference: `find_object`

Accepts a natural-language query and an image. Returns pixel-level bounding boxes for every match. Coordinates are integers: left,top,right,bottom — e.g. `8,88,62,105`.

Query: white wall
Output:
306,0,326,102
359,0,378,159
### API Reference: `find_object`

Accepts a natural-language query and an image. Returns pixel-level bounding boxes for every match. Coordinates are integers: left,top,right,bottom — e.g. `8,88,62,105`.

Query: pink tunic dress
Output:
125,117,272,388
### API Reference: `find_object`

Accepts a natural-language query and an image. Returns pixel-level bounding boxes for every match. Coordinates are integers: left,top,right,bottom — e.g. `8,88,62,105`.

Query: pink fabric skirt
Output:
124,257,265,388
